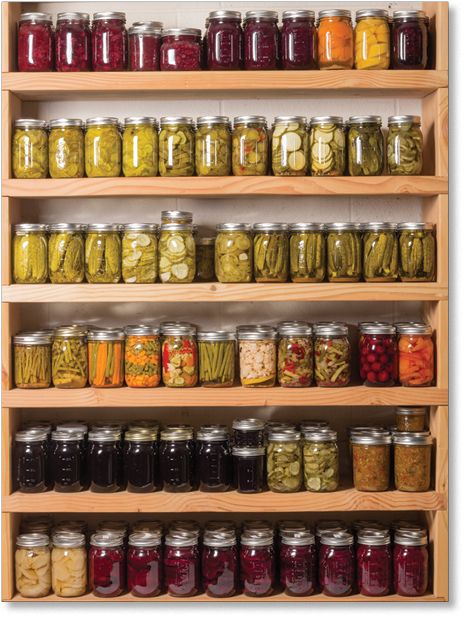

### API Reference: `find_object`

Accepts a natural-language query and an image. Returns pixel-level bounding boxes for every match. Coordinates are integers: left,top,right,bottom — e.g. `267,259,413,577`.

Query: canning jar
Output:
160,28,202,71
393,530,428,596
52,325,88,388
125,325,160,387
387,116,423,175
164,532,200,596
196,425,232,491
15,533,51,598
363,222,398,281
318,10,354,70
122,117,158,177
314,323,351,387
272,116,308,176
88,328,125,388
87,429,122,492
85,223,121,283
48,118,85,179
277,322,313,387
14,429,50,492
50,429,86,492
198,331,235,387
127,532,162,597
359,323,398,386
351,432,391,491
161,210,193,226
355,9,390,70
396,407,427,432
309,116,345,176
124,429,158,493
232,418,265,448
12,119,48,179
128,25,161,71
215,223,253,283
238,325,277,386
393,432,432,492
303,429,339,492
17,13,53,72
14,332,51,389
281,10,317,70
280,531,317,596
397,322,434,386
195,238,215,282
55,12,91,71
357,530,392,596
233,446,265,493
122,223,158,283
51,532,86,597
195,116,231,176
202,531,238,597
85,117,121,177
319,531,354,596
253,223,289,282
206,10,242,70
232,116,268,176
243,10,279,70
92,12,127,71
327,223,362,282
48,223,85,283
162,324,197,386
347,116,384,176
398,222,436,282
392,11,428,70
13,223,48,283
159,116,195,177
89,532,125,597
289,223,326,282
240,532,275,596
159,427,195,492
267,429,302,493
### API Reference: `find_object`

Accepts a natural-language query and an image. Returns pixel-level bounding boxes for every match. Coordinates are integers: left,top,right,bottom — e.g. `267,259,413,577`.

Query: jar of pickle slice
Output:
13,223,48,284
195,237,215,282
48,223,86,283
267,429,302,493
159,116,195,177
122,116,158,177
393,432,432,492
232,116,268,176
85,117,121,177
49,118,85,179
351,432,391,492
303,429,339,492
243,10,279,70
238,326,277,387
310,116,345,176
215,223,253,283
355,9,390,70
88,329,125,388
347,116,384,177
159,223,195,283
396,407,427,432
327,223,362,282
272,116,308,176
363,222,398,282
52,532,87,597
85,223,122,283
17,12,54,72
397,322,434,387
198,331,235,387
392,10,428,70
289,223,326,282
122,223,158,283
398,223,436,282
387,116,423,175
52,326,88,388
125,325,160,388
162,324,198,387
318,9,354,70
314,322,351,387
278,322,313,387
14,332,51,389
161,210,193,225
253,223,289,282
12,119,48,179
15,533,51,598
195,116,231,176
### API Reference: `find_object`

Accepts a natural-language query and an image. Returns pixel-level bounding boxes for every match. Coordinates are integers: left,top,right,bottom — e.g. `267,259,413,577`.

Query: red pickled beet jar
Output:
319,531,355,596
55,12,91,71
240,532,275,596
92,12,127,71
392,10,428,69
89,532,125,597
202,532,238,597
17,12,54,71
280,10,317,70
206,10,243,70
160,29,202,71
128,25,161,71
359,323,398,386
280,531,317,596
393,530,429,596
164,533,200,596
243,10,279,70
127,532,162,597
356,530,392,596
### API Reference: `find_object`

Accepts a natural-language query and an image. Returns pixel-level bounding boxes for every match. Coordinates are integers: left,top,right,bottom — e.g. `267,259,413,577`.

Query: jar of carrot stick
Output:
396,322,434,387
88,328,125,388
124,325,161,388
317,9,354,70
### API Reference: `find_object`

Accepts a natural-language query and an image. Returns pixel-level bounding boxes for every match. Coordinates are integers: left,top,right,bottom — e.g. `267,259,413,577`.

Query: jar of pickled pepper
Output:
281,10,317,70
88,329,125,388
195,116,231,176
351,432,391,492
122,223,158,283
387,116,423,176
92,12,127,71
124,325,160,388
398,222,436,282
128,24,161,71
160,28,202,71
397,322,434,387
363,222,398,282
17,12,54,72
317,10,354,70
272,116,308,176
253,223,289,282
85,117,121,178
314,322,351,387
326,223,362,282
232,116,268,176
289,223,326,282
392,10,428,70
309,116,345,176
52,325,88,388
85,223,122,283
12,119,48,179
359,323,398,387
355,9,390,70
14,332,52,389
396,407,427,432
347,116,384,177
243,10,279,70
215,223,253,283
267,429,302,493
162,324,198,387
159,223,195,283
13,223,48,284
49,118,85,178
122,117,158,177
159,116,195,177
195,237,216,282
277,322,313,387
55,12,91,72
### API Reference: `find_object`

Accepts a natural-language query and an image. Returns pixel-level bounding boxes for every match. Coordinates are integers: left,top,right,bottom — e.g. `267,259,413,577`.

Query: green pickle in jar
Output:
195,116,231,176
272,116,308,176
122,117,158,177
277,322,313,387
266,429,303,493
253,223,289,282
198,331,235,387
159,117,195,177
215,223,253,283
159,223,195,283
85,117,121,178
309,116,345,176
12,119,48,179
48,118,85,179
232,116,268,176
347,116,384,176
14,333,51,389
85,224,122,283
398,223,436,282
13,224,48,284
48,224,86,284
303,430,339,492
122,223,158,283
387,115,423,175
195,238,215,282
52,326,88,388
289,223,326,282
314,323,351,387
363,222,399,282
327,223,362,282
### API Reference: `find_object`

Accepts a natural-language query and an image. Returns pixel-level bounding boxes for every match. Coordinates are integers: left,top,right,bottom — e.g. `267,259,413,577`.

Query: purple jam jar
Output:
393,530,429,596
280,531,317,596
357,530,392,596
392,10,428,69
127,532,162,597
89,532,125,598
128,24,161,71
240,531,275,597
202,530,238,597
17,12,54,72
280,10,317,70
55,12,91,72
206,10,242,70
243,10,279,70
92,12,127,71
160,28,202,71
164,532,200,597
319,531,355,596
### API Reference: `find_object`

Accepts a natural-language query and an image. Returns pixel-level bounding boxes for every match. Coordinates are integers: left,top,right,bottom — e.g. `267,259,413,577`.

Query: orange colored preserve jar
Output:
318,9,354,69
397,322,434,387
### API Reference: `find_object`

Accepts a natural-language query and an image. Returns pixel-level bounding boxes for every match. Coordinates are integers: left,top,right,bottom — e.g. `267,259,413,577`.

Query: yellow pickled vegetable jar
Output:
355,9,390,70
15,533,51,598
195,115,231,176
232,115,268,176
159,223,195,283
48,223,86,283
272,116,308,176
309,116,346,176
317,9,354,70
84,117,121,178
12,118,49,179
13,223,49,284
215,223,253,283
159,116,195,177
48,118,85,179
122,223,158,283
122,116,158,177
85,223,122,283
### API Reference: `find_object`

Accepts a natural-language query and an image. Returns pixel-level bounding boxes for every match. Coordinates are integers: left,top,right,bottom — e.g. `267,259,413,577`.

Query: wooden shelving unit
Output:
1,1,449,604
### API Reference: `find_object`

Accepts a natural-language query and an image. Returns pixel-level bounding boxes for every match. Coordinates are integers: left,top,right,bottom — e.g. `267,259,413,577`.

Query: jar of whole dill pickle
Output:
12,119,48,179
363,222,399,282
347,116,384,177
122,223,158,283
272,116,308,177
85,117,121,178
253,223,289,282
159,116,195,177
52,326,88,389
215,223,253,283
122,117,158,177
309,116,345,177
397,223,436,282
159,223,195,283
289,223,326,282
198,331,236,387
48,223,86,283
13,224,49,284
195,116,231,176
195,237,216,282
326,223,362,282
88,328,125,388
232,116,268,176
387,116,423,176
85,223,122,283
49,118,85,179
160,211,193,225
14,332,52,389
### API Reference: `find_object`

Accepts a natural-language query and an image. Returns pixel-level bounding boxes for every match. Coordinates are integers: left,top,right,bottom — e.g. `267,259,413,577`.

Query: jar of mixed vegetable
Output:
280,10,317,70
160,28,202,71
162,324,198,387
55,12,91,72
232,116,268,176
92,12,127,71
266,429,302,493
253,223,289,282
48,223,86,283
243,10,279,70
397,322,434,387
12,119,48,179
14,332,52,389
392,10,428,70
327,223,362,282
271,116,308,176
128,24,161,71
85,117,121,177
52,326,88,388
347,116,384,176
85,223,121,283
88,329,125,388
159,116,195,177
198,331,235,387
121,223,158,283
124,325,160,388
17,12,54,72
309,116,345,176
363,222,398,281
215,223,253,283
359,323,398,386
355,9,390,70
13,223,48,284
48,118,85,178
393,432,432,492
396,407,427,432
351,432,391,492
289,223,326,282
314,322,351,387
122,117,158,177
238,325,277,387
317,10,354,70
398,222,436,282
387,116,423,175
277,322,313,387
195,116,231,176
159,223,195,283
303,429,339,492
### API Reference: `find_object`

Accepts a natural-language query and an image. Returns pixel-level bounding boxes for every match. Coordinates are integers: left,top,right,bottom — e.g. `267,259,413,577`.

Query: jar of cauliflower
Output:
238,325,277,387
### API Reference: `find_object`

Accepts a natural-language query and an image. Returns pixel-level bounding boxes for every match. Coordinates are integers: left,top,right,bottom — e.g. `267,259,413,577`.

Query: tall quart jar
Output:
195,237,216,282
253,223,289,282
309,116,345,176
351,432,391,491
85,223,121,283
232,116,268,176
196,425,232,491
281,10,317,70
92,12,127,71
289,223,326,282
202,530,238,597
319,531,355,596
243,10,279,70
363,222,398,281
303,429,339,492
272,116,308,176
122,117,158,177
123,429,158,493
51,532,87,597
55,12,91,71
393,530,429,596
392,11,428,69
387,115,423,175
162,324,198,386
267,429,302,493
393,431,432,492
13,223,48,283
397,322,434,387
14,332,51,389
195,116,231,176
85,117,121,177
314,322,351,387
12,119,48,179
359,322,398,386
128,25,161,71
159,426,195,492
159,223,195,283
347,116,384,176
13,429,50,492
215,223,253,283
122,223,158,283
238,325,277,387
48,223,86,283
160,29,202,71
398,222,436,282
48,118,85,178
89,532,125,597
15,533,51,598
198,331,235,387
206,11,242,70
50,429,86,492
277,321,313,387
355,9,390,70
87,429,122,492
164,532,200,596
280,531,317,596
357,530,392,596
17,12,54,72
317,10,354,70
125,325,160,387
52,325,88,388
87,328,125,388
240,532,275,596
159,116,195,177
127,531,162,597
327,222,362,282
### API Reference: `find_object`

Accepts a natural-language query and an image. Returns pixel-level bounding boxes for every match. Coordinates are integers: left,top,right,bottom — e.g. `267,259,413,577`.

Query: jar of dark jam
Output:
55,12,91,71
232,446,265,493
128,24,161,71
357,530,392,596
359,323,398,387
319,531,355,596
240,531,275,597
14,429,50,493
87,429,122,492
202,530,238,597
243,10,279,70
89,532,125,597
127,531,162,597
164,532,200,597
232,418,265,447
206,10,242,69
50,429,86,492
392,10,428,69
280,10,317,70
280,530,317,596
123,429,159,493
92,12,127,71
393,530,429,596
17,12,54,72
159,427,195,492
196,425,232,492
160,29,202,71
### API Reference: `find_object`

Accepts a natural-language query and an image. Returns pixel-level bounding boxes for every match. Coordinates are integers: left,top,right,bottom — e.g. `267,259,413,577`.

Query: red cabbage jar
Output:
17,12,54,72
280,531,317,596
240,532,275,597
359,323,398,387
202,531,238,597
128,25,161,71
392,10,428,69
206,10,242,70
357,530,392,596
164,533,200,597
243,10,279,70
127,532,162,597
280,10,317,70
55,12,91,72
160,29,202,71
393,530,429,596
89,532,125,597
92,12,127,71
319,531,355,596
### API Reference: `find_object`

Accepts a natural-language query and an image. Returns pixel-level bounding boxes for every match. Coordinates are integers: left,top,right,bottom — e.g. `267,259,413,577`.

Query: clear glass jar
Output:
159,116,195,177
127,532,162,597
289,223,326,283
393,432,432,492
164,533,200,596
206,10,242,70
92,12,127,71
398,223,436,282
124,430,159,493
393,530,429,596
280,531,317,596
355,9,390,70
357,530,392,596
122,223,158,283
363,222,398,281
125,325,160,387
162,324,198,386
253,223,289,282
159,427,195,492
14,332,51,389
85,117,121,177
159,223,195,283
122,117,158,177
232,418,265,448
198,331,235,387
15,533,51,598
215,223,253,283
195,237,215,282
12,119,48,179
14,429,50,492
396,407,427,432
243,10,279,70
281,10,317,70
387,115,423,175
314,323,351,387
195,116,231,176
392,11,428,70
55,12,91,71
196,426,232,492
303,429,339,492
277,322,313,387
202,531,238,597
238,325,277,386
327,223,362,282
310,116,345,176
48,118,85,179
17,12,53,72
160,28,202,71
351,432,391,491
88,328,125,388
233,446,265,493
272,116,308,176
50,429,86,492
128,25,161,71
267,429,302,493
397,322,434,387
347,116,384,177
48,223,86,283
87,429,122,492
85,223,121,283
317,10,354,70
232,116,268,176
359,323,398,386
319,531,355,596
51,532,87,597
240,532,275,596
89,532,125,597
52,325,88,388
13,223,48,283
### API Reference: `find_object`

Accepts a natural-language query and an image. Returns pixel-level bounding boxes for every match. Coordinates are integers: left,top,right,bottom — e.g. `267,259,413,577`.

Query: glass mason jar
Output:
92,12,127,71
127,531,162,597
238,325,277,387
52,325,88,388
303,429,339,492
272,116,308,176
12,119,48,179
50,429,86,492
314,322,351,387
289,223,326,283
202,531,238,597
159,223,195,283
48,223,86,283
196,425,232,491
89,532,125,597
363,222,398,282
393,432,432,492
128,25,161,71
85,223,121,283
55,12,91,71
398,222,436,282
159,427,195,492
319,531,355,596
397,322,434,387
48,118,85,179
387,115,423,175
309,116,345,176
13,429,50,492
215,223,253,283
198,331,235,387
206,10,242,70
123,429,158,493
13,223,48,283
87,429,122,492
232,116,268,176
347,116,384,176
87,328,125,388
280,531,317,596
14,332,51,389
164,533,200,596
281,10,317,70
357,530,392,596
359,322,398,386
195,237,215,282
124,325,160,387
159,116,195,177
195,116,231,176
232,418,265,448
240,532,275,596
243,10,279,70
17,12,54,72
253,223,289,282
85,117,121,177
267,429,302,493
15,533,51,598
51,532,87,598
327,223,362,282
233,446,265,493
277,321,313,387
161,324,197,387
393,530,429,596
392,10,428,70
355,9,390,70
122,117,158,177
396,407,427,432
318,10,354,70
160,28,202,71
122,223,158,283
351,432,391,491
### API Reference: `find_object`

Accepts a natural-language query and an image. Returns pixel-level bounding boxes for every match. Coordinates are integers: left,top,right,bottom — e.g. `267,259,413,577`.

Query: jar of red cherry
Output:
319,531,355,596
359,322,398,387
128,24,161,71
17,12,54,72
280,530,317,596
393,530,429,596
55,12,91,72
127,531,162,597
280,10,317,70
160,29,202,71
89,532,125,597
164,532,200,597
357,529,392,596
206,10,242,70
243,11,279,70
202,530,238,597
92,12,127,71
392,10,428,70
240,531,275,597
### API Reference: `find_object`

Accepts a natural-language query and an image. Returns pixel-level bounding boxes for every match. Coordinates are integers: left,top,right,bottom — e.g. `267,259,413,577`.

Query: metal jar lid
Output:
197,425,229,442
397,222,434,231
396,407,427,417
51,430,85,442
237,326,277,341
49,118,84,129
216,223,251,232
205,520,236,532
132,20,163,29
197,330,235,342
348,425,388,436
160,427,194,441
234,115,267,126
161,323,196,336
90,532,124,548
356,9,388,20
364,222,397,232
122,223,158,234
93,12,126,21
281,530,315,546
395,321,432,335
318,9,352,20
125,324,160,336
98,520,129,533
359,322,396,335
310,116,343,126
352,519,383,531
123,116,158,127
161,28,201,38
388,115,421,125
52,532,86,548
253,223,288,232
232,418,265,431
87,328,125,341
88,429,121,442
283,10,315,20
14,223,48,233
316,520,348,535
53,325,87,338
160,223,193,233
128,25,161,36
13,332,51,346
56,421,88,432
16,533,50,548
278,520,307,533
208,10,241,21
15,429,49,443
86,117,119,127
394,530,428,546
268,429,301,442
128,531,162,547
49,223,87,233
57,12,90,22
351,432,392,445
348,115,382,126
14,119,48,130
278,322,312,337
125,429,157,442
241,531,274,546
86,223,121,232
393,10,426,21
232,446,265,458
161,210,193,222
393,431,432,446
203,531,237,548
244,10,278,21
326,222,358,232
19,12,52,23
320,530,354,546
196,115,230,126
314,322,348,337
165,532,198,547
273,115,307,125
304,429,337,442
289,223,326,232
300,420,330,431
357,530,391,546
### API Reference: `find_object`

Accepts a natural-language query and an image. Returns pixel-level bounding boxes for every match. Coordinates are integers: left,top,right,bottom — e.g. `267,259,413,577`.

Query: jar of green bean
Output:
14,332,52,389
52,326,88,389
198,331,236,387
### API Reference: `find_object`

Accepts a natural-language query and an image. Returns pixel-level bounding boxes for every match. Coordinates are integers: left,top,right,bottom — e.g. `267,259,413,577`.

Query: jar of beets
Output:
319,531,355,596
17,12,54,72
243,10,279,70
392,10,428,70
393,530,429,596
55,12,91,71
164,532,200,597
196,425,232,492
89,532,125,597
240,531,275,597
92,12,127,71
359,322,398,387
160,28,202,71
206,10,242,70
280,530,317,596
280,10,317,70
357,529,392,596
127,531,162,597
202,530,238,597
159,426,195,492
128,24,161,71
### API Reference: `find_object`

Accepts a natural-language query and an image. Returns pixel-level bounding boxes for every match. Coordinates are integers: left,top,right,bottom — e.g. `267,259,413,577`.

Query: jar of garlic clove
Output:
51,532,87,597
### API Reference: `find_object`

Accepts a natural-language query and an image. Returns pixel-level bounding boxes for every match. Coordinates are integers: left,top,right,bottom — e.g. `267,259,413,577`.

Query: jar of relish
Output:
160,29,202,71
281,10,317,70
359,323,398,386
392,10,428,69
206,10,242,70
55,12,91,71
243,10,279,70
128,24,161,71
17,12,54,72
92,12,127,71
357,529,392,596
